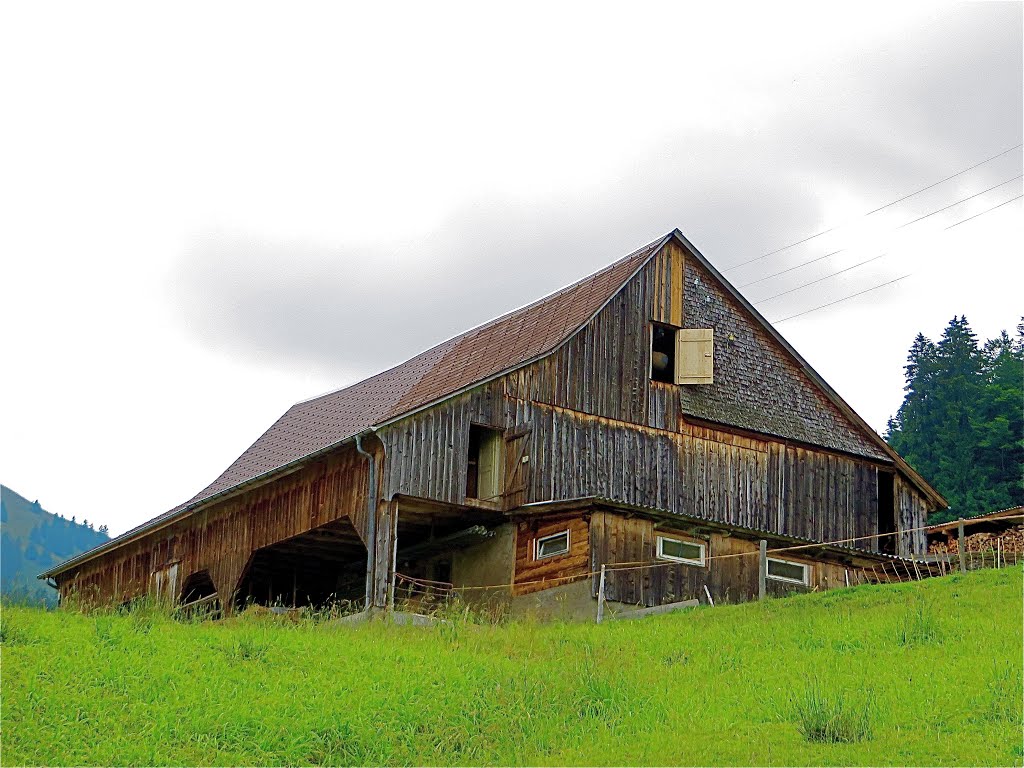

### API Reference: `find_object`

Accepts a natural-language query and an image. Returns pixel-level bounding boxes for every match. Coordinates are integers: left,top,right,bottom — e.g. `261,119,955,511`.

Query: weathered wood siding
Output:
895,475,928,555
58,447,370,605
379,383,506,505
589,511,853,607
513,514,590,595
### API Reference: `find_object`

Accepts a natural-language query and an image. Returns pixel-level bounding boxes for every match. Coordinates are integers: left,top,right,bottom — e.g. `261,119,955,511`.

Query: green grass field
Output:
2,568,1021,766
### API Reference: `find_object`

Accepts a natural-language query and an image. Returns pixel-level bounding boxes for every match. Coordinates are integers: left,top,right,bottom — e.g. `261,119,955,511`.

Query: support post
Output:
596,565,607,624
387,500,399,612
957,519,966,573
758,540,767,601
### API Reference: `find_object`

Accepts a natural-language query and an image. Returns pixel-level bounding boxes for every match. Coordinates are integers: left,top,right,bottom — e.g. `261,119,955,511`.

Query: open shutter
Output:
676,328,714,384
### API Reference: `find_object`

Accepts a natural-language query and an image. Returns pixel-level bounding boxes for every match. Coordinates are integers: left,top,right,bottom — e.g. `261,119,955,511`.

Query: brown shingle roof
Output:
175,235,665,510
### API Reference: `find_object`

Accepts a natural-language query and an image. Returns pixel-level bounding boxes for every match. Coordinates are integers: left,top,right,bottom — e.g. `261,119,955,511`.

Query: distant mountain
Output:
1,484,110,605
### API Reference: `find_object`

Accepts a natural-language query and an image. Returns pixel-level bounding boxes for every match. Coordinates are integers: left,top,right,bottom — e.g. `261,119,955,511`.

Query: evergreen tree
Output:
887,316,1024,523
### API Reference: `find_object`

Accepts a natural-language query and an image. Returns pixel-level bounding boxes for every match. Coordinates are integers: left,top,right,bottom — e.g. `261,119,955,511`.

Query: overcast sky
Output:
2,2,1021,535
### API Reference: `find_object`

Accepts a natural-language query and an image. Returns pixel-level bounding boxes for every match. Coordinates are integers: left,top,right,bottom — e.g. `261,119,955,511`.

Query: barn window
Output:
767,558,809,585
656,536,705,566
651,323,677,383
466,425,504,501
676,328,715,384
535,529,570,560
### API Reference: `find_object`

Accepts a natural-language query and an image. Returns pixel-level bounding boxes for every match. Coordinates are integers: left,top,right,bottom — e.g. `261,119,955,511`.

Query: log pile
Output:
927,525,1024,554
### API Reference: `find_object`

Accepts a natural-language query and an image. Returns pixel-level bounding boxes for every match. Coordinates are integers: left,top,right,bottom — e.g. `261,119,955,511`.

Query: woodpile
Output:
927,525,1024,554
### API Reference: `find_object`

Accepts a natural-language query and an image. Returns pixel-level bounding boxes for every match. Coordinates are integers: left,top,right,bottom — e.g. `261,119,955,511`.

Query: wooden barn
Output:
40,230,947,618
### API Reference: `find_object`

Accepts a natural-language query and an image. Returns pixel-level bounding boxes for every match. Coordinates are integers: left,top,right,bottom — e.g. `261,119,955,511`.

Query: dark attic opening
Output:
233,519,368,612
466,424,503,501
651,323,676,383
877,471,896,555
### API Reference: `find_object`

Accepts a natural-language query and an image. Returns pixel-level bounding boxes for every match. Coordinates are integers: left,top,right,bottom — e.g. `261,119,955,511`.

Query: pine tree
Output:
887,316,1024,523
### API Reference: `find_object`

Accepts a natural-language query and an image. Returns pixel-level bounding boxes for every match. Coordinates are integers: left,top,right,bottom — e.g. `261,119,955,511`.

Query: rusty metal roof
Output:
176,236,664,510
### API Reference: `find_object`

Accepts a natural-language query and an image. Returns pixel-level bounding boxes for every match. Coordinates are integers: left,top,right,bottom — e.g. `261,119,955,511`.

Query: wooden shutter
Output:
675,328,714,384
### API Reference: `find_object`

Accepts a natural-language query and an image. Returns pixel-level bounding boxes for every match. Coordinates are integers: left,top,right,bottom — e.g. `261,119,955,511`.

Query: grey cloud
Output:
167,3,1021,386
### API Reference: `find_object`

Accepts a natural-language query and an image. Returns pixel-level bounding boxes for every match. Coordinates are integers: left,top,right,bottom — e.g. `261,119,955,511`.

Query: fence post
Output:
758,540,767,601
596,565,606,624
957,519,966,573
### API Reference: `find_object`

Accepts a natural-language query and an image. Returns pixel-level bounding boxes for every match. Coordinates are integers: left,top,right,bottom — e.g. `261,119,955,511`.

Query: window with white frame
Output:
534,530,570,560
766,557,810,585
656,535,705,566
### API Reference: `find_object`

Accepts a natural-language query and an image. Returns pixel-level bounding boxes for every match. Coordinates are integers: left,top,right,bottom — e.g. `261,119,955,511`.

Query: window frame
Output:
534,529,570,560
655,535,706,566
650,322,679,384
766,557,810,585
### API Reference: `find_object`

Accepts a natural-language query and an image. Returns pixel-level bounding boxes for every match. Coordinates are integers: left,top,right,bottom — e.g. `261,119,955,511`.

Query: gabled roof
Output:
177,234,665,510
40,235,668,578
665,229,946,510
41,228,945,580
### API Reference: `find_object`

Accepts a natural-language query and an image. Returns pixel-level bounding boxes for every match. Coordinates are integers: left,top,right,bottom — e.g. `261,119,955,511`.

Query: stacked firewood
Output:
927,526,1024,554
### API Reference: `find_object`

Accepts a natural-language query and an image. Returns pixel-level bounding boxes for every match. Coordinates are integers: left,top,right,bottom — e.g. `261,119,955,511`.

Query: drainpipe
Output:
355,433,377,610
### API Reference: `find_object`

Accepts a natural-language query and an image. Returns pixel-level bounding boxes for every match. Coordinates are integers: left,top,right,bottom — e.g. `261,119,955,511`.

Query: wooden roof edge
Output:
666,229,948,512
926,506,1024,534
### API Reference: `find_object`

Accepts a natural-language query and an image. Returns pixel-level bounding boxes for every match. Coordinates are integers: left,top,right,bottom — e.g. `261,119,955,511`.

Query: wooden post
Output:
387,500,400,612
997,539,1002,569
596,565,607,624
957,519,966,573
703,584,714,607
844,569,850,588
758,540,767,601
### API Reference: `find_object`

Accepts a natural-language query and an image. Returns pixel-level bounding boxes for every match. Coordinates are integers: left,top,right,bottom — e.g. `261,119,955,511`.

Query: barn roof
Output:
40,228,945,579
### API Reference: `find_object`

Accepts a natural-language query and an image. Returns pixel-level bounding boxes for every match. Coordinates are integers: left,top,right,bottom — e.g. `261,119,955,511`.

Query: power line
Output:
944,193,1023,230
771,274,912,324
754,253,888,304
764,191,1022,323
737,174,1023,290
723,143,1023,272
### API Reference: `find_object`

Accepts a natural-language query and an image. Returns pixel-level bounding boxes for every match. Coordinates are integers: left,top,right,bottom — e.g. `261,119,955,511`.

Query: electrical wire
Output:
944,193,1023,230
763,189,1022,324
736,174,1023,290
722,143,1023,272
751,181,1023,304
770,274,913,325
753,253,888,304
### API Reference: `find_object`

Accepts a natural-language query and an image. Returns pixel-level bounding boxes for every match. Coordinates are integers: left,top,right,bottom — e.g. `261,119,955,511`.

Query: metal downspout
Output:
355,433,377,610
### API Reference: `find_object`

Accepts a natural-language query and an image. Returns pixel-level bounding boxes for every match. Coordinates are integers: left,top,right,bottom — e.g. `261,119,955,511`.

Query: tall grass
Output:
791,677,873,743
1,568,1021,766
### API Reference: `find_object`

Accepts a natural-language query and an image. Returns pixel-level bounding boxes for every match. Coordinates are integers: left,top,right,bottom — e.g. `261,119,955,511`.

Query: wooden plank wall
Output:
894,476,928,555
589,511,853,607
379,383,505,505
59,447,370,606
512,514,590,595
512,400,888,552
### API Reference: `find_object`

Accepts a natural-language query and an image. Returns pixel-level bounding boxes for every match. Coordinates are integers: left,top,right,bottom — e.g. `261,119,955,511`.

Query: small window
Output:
651,324,677,383
767,558,809,585
466,425,504,500
656,536,705,565
535,530,570,560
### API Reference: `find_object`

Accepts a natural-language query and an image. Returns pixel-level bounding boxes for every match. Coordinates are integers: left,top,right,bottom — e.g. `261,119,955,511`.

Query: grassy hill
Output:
1,484,109,605
2,568,1021,766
